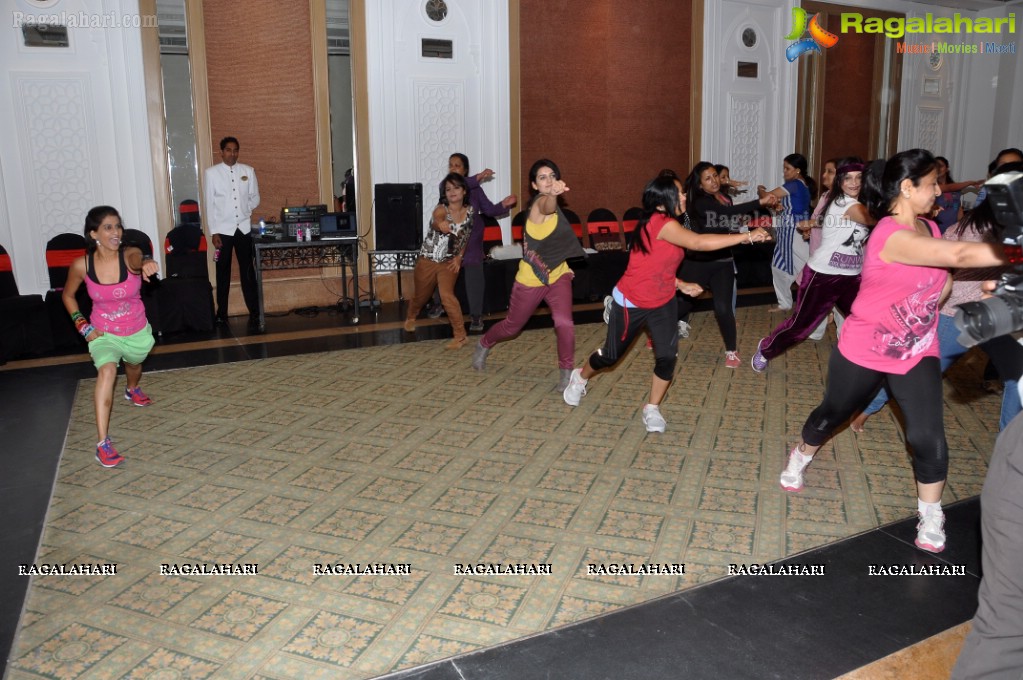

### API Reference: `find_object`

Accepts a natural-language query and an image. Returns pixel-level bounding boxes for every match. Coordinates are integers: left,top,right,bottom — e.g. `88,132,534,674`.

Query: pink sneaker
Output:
96,438,124,467
725,351,741,368
124,387,153,407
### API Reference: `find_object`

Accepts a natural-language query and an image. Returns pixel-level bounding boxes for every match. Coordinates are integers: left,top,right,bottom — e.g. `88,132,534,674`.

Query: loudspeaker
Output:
374,183,423,251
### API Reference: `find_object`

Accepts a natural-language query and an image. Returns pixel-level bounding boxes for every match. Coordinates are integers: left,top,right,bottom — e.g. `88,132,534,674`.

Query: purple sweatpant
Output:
481,275,575,369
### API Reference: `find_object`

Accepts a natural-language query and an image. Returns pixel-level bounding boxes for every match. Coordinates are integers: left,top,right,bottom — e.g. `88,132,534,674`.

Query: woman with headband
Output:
752,158,873,372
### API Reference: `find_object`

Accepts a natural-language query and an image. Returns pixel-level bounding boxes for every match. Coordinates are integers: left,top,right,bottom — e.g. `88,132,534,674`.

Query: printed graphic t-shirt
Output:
838,216,948,374
808,196,869,275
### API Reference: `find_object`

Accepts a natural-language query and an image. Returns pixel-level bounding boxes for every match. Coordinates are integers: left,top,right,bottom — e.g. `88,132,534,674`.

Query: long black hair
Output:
633,175,683,255
83,206,123,254
784,153,817,199
818,156,865,225
860,149,937,221
683,161,716,208
935,156,955,184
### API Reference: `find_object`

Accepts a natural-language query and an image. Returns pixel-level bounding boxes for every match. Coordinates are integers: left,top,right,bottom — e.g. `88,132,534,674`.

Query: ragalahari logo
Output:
785,7,840,61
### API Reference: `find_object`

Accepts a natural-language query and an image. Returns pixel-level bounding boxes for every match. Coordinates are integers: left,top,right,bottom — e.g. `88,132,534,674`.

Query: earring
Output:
903,191,910,198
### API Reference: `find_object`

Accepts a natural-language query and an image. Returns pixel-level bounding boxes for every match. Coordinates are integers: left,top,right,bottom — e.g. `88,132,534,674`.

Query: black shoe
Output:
469,316,484,332
427,304,445,319
214,316,227,326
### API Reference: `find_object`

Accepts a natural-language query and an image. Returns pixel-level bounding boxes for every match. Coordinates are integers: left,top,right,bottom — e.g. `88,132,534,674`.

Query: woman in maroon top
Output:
563,175,770,433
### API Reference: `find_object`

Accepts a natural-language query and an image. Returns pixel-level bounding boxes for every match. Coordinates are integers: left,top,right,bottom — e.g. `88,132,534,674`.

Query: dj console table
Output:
254,238,360,330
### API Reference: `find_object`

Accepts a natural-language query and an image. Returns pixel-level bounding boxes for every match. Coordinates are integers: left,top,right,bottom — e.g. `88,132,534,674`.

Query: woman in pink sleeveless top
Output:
62,206,160,468
779,150,1005,555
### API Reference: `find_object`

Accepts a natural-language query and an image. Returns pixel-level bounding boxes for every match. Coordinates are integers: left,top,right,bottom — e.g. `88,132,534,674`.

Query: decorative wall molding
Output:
728,94,765,195
414,80,463,190
915,106,944,156
12,74,99,270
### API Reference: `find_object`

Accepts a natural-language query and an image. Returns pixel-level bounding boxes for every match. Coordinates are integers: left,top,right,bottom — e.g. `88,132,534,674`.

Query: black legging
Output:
804,350,948,484
676,259,737,351
589,296,679,381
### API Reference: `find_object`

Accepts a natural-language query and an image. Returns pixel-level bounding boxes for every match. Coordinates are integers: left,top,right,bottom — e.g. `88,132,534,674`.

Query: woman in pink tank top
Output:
778,150,1005,555
62,206,160,468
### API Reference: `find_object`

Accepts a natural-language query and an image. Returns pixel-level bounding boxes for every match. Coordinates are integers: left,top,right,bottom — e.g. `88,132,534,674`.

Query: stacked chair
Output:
157,200,215,333
0,243,51,363
44,233,90,350
121,228,163,337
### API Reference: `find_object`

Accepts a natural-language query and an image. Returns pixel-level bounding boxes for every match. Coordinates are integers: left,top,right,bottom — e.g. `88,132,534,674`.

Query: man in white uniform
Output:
203,136,260,327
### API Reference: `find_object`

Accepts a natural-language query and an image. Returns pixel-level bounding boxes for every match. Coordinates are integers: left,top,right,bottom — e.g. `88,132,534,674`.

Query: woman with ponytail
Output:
562,174,770,433
780,149,1005,555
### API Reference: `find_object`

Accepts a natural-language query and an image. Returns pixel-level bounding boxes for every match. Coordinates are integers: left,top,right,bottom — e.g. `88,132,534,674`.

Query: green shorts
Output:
88,324,155,369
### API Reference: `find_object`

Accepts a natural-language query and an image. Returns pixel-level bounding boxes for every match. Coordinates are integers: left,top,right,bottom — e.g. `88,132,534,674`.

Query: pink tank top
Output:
837,216,947,374
83,251,148,336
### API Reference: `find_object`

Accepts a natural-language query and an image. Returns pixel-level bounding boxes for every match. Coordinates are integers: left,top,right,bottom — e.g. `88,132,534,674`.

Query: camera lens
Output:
955,296,1023,347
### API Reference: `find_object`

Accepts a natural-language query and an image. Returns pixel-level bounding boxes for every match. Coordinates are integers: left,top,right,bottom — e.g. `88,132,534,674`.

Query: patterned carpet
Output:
8,308,1001,679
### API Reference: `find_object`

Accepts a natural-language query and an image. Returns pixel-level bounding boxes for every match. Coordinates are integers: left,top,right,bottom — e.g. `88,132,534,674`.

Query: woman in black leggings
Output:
781,150,1006,555
677,162,776,368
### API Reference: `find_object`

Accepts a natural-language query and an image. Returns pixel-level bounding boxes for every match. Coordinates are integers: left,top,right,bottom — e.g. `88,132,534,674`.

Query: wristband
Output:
71,310,90,335
80,324,95,339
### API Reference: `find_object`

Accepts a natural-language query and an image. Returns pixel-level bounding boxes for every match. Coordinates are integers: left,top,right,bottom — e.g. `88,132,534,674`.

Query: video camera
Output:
954,170,1023,347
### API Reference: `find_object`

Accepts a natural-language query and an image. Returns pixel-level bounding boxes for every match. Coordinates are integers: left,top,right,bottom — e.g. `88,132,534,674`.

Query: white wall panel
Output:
365,0,512,242
0,0,158,294
703,0,796,192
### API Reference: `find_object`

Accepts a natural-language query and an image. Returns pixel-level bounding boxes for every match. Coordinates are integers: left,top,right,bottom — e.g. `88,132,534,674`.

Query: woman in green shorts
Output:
63,206,160,467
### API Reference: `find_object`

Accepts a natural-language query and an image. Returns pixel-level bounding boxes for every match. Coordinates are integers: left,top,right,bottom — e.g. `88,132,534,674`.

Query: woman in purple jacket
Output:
429,153,517,331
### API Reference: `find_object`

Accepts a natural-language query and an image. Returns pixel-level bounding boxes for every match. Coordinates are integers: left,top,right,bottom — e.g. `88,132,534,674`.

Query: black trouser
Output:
589,296,678,381
676,259,737,351
804,350,948,484
215,228,258,318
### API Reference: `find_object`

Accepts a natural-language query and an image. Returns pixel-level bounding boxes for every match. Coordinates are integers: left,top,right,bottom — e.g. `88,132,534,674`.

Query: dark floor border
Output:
0,300,981,678
379,500,981,680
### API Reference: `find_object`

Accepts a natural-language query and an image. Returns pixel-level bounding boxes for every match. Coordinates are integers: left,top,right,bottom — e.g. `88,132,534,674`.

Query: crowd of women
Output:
74,147,1023,558
67,147,1023,676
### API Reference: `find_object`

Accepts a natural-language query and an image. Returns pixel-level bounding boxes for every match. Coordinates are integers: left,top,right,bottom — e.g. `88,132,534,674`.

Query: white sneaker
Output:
678,320,690,338
779,446,812,492
915,507,946,553
642,404,666,433
563,369,587,406
603,295,613,324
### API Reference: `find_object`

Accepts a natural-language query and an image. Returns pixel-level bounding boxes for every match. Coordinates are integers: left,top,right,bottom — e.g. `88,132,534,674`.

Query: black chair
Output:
0,244,52,363
510,210,527,242
561,208,586,248
622,206,643,250
122,229,163,337
481,215,504,255
586,208,624,251
44,233,90,350
158,203,215,333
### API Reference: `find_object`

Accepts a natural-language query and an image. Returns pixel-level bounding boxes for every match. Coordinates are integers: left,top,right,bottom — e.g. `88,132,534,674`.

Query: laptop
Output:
318,212,357,240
